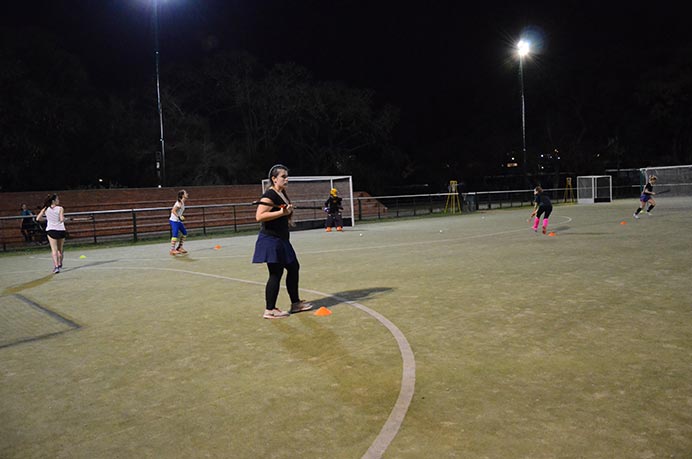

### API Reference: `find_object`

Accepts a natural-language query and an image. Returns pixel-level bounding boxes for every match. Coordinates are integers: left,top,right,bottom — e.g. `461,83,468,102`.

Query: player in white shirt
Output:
35,194,66,273
169,190,189,255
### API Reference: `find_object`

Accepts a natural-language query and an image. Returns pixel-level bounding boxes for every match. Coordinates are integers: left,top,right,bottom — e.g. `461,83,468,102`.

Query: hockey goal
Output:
640,165,692,197
260,175,355,227
577,175,612,204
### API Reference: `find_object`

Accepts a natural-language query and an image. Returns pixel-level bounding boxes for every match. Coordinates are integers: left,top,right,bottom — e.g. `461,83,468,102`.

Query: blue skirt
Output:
252,232,297,264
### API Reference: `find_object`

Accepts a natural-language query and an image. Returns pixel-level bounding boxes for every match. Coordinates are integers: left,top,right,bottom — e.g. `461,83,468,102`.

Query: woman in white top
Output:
36,194,66,273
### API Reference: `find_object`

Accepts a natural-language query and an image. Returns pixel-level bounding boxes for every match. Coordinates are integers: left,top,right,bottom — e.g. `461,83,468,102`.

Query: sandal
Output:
290,300,314,313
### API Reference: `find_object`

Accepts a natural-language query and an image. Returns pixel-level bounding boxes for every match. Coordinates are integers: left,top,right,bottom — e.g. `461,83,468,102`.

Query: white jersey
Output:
170,201,185,222
46,206,66,231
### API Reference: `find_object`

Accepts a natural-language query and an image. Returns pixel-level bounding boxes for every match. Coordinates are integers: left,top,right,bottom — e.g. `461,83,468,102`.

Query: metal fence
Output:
0,186,641,252
1,203,260,251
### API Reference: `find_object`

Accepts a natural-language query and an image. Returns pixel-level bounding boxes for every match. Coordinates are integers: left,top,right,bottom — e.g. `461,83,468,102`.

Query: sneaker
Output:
290,300,314,313
53,267,60,274
542,227,547,235
263,308,290,319
646,212,652,216
326,227,332,232
336,226,343,232
177,247,188,254
633,213,639,219
170,249,180,255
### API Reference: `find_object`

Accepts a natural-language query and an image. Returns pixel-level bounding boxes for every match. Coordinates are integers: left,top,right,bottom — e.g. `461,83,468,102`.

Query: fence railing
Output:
1,203,260,251
0,186,641,252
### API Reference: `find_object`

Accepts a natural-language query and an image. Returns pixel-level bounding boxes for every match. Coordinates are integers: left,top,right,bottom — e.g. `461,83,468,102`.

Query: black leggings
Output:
265,261,300,309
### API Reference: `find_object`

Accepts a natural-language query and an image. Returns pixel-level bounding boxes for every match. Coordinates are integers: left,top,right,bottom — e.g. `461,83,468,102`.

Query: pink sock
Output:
542,219,549,229
533,218,539,230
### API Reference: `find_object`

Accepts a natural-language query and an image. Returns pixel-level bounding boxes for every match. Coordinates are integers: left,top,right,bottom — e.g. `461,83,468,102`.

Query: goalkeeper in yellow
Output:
324,188,344,232
169,189,188,255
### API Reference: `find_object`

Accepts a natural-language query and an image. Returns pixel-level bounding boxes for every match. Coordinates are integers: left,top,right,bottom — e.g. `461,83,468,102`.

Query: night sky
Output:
3,1,691,188
7,2,686,120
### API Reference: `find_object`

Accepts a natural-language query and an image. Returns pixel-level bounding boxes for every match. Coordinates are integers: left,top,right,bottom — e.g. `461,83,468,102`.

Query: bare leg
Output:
57,239,65,267
47,236,59,269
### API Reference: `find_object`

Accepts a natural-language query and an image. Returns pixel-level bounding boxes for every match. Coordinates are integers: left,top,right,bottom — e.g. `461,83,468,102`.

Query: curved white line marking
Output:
85,266,415,459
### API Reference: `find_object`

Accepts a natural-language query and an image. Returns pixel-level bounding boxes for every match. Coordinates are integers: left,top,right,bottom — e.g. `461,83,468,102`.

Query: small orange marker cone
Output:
214,245,221,250
548,232,556,237
620,221,627,225
314,306,332,316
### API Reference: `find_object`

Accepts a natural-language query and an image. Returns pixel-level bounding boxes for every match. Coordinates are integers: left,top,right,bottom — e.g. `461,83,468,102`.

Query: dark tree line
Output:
2,25,692,193
1,28,404,193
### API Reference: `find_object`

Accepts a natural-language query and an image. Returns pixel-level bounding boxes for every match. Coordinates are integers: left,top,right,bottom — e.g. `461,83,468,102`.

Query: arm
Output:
529,200,538,217
255,198,292,223
59,207,64,223
35,207,47,221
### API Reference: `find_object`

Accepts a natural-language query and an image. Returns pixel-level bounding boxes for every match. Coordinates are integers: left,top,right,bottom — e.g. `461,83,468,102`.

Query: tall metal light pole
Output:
153,0,166,187
517,40,530,177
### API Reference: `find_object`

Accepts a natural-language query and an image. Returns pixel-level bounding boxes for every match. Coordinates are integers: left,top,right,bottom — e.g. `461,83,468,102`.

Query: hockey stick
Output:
251,201,325,210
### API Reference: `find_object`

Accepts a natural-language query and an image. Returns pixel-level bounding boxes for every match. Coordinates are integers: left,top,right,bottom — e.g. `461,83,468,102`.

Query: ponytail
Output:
42,194,57,209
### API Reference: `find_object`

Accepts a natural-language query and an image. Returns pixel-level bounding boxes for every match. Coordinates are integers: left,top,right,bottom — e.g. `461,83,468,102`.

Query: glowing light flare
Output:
517,40,531,57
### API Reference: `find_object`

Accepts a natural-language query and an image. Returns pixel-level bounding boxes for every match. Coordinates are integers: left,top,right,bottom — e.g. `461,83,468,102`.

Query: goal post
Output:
640,164,692,197
576,175,612,204
260,175,355,227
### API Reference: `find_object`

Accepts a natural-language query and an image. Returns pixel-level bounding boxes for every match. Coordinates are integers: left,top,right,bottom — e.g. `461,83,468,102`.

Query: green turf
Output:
1,199,691,458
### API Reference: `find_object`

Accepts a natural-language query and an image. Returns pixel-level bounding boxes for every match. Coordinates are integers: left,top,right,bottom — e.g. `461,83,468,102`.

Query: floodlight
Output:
517,40,530,57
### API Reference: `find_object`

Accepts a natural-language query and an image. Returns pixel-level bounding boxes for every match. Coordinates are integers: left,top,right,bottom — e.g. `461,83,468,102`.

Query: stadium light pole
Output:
153,0,166,187
517,39,530,177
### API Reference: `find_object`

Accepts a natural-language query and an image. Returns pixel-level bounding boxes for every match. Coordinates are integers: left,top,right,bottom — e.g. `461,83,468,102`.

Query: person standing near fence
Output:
633,175,657,219
252,164,313,319
19,203,35,242
324,188,344,232
529,186,553,235
35,194,66,273
169,190,188,255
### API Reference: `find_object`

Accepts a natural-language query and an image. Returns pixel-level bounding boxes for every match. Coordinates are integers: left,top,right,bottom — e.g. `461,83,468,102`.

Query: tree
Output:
0,27,100,190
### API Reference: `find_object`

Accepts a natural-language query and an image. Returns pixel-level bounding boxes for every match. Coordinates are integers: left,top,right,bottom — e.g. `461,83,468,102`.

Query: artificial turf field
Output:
1,198,691,458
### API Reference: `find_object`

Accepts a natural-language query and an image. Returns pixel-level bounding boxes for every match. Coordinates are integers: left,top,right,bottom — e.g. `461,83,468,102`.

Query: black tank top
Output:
260,188,290,240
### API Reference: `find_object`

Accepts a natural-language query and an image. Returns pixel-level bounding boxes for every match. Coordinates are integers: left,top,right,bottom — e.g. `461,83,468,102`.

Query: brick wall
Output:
0,185,262,217
0,185,380,249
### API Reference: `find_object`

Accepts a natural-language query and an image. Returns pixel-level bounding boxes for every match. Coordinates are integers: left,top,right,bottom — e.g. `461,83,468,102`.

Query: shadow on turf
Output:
3,275,54,294
2,260,119,294
551,225,615,236
67,259,121,271
171,255,197,263
308,287,394,309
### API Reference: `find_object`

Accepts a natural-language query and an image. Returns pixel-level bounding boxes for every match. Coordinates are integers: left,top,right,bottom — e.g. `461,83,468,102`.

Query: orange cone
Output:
314,306,332,316
620,221,627,225
214,245,221,250
548,232,556,237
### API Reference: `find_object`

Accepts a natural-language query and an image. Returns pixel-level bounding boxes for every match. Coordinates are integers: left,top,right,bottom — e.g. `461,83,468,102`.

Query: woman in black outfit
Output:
252,164,314,319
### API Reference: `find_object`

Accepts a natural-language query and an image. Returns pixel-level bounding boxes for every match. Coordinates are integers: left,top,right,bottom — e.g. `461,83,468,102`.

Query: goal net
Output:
577,175,612,204
640,165,692,197
260,175,355,227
